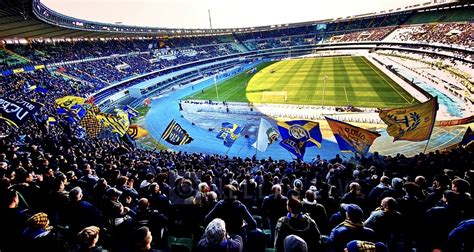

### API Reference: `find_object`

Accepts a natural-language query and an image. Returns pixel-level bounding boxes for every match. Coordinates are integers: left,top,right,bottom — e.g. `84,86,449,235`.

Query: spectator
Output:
262,184,288,244
274,198,320,252
73,226,106,252
329,204,375,252
284,235,308,252
196,218,243,252
364,197,403,248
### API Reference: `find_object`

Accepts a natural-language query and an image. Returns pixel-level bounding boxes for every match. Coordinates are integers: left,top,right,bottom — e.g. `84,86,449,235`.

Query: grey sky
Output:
42,0,426,29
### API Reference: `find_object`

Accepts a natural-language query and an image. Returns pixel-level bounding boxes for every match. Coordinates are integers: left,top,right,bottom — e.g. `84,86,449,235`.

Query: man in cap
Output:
329,204,375,252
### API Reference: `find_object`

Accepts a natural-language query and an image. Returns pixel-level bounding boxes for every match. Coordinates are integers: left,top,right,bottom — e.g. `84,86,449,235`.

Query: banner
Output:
55,96,85,110
216,122,243,147
435,115,474,127
280,138,306,159
161,120,193,145
80,105,103,138
0,97,42,127
277,120,322,147
325,117,380,156
96,109,130,137
127,124,149,139
123,105,139,120
252,118,279,152
379,97,438,141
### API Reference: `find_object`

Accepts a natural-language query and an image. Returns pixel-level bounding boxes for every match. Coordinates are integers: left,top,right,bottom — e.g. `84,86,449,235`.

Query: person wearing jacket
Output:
274,197,321,252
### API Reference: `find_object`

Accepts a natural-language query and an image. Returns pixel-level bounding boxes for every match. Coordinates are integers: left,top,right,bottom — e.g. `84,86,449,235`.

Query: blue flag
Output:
277,120,323,159
280,137,307,159
461,127,473,147
123,105,139,120
216,122,243,147
277,120,322,159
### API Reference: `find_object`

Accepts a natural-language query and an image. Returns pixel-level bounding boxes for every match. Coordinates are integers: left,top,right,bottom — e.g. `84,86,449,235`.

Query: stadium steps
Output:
232,34,251,52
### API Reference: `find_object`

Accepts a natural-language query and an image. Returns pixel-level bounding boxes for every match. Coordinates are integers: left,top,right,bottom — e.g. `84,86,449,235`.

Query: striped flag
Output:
161,120,193,145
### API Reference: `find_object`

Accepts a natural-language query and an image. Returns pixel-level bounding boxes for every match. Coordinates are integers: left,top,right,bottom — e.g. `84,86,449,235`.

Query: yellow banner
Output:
379,97,438,141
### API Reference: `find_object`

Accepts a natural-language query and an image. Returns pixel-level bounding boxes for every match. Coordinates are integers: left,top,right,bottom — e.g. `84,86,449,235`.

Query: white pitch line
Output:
362,57,411,104
343,86,349,102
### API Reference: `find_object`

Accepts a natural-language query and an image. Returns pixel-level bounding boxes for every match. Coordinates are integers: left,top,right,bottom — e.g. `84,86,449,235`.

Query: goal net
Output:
261,91,288,103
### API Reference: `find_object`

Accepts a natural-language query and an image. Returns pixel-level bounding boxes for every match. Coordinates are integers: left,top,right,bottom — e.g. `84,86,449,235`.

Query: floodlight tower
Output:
208,9,213,30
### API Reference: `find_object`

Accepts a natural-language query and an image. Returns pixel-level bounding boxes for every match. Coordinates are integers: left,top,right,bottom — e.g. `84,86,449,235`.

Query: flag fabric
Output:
460,127,473,147
161,120,193,145
35,86,48,94
379,97,438,141
80,105,103,138
96,109,130,137
280,138,307,159
325,117,381,156
277,120,322,147
0,97,42,127
127,124,149,139
55,96,85,110
123,105,139,120
252,118,279,152
277,120,322,159
47,116,57,126
216,122,243,147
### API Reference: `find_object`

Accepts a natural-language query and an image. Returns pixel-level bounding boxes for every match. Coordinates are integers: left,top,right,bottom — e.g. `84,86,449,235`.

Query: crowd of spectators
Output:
389,23,473,47
1,12,473,252
1,61,474,251
327,27,396,43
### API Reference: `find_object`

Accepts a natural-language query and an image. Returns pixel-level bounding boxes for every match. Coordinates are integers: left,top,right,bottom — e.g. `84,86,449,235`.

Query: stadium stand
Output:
1,0,474,251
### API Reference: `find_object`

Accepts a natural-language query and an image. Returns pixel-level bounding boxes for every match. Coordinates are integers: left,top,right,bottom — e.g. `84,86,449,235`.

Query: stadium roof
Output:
0,0,469,40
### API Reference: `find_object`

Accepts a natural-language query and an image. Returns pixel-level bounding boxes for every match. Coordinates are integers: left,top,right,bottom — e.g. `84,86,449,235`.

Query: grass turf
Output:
185,56,417,108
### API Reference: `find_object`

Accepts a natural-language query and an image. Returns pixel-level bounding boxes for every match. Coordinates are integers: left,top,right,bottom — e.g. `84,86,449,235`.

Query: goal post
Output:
261,91,288,103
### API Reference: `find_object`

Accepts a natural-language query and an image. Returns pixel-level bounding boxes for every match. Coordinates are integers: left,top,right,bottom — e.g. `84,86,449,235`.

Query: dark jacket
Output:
329,220,375,252
204,199,257,235
262,194,288,223
274,213,320,252
364,209,403,245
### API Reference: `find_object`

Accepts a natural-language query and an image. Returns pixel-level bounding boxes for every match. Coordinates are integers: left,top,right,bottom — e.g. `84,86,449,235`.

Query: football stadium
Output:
0,0,473,251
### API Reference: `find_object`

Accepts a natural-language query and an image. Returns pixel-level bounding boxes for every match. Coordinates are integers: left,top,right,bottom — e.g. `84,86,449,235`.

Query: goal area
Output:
261,91,288,103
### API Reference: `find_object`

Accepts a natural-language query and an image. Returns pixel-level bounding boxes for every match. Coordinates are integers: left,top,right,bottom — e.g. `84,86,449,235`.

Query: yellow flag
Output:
127,124,149,139
96,109,130,137
379,97,438,141
55,96,85,109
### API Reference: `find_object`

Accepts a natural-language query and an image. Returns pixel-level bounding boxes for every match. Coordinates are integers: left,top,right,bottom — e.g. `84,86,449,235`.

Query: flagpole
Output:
255,119,260,159
423,137,431,153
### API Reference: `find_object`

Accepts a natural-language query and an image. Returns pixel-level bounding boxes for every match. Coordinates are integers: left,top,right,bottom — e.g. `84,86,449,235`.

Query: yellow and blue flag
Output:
325,117,380,156
277,120,322,159
379,97,438,142
55,96,85,110
123,105,139,120
277,120,322,147
128,124,149,139
96,109,130,137
162,120,193,145
280,138,307,159
216,122,243,147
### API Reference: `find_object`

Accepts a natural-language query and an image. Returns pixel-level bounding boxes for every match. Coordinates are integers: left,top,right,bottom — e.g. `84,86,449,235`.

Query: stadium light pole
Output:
214,75,219,100
321,75,328,107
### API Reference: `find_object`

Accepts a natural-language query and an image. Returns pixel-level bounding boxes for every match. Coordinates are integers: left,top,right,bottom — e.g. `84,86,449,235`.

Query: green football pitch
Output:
185,56,417,108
